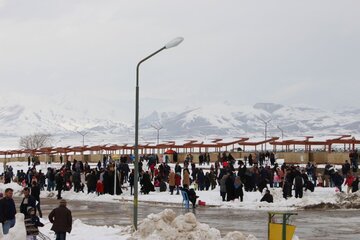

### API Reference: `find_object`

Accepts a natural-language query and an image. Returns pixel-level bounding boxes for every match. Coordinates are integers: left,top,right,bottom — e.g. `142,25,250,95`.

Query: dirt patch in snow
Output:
304,192,360,210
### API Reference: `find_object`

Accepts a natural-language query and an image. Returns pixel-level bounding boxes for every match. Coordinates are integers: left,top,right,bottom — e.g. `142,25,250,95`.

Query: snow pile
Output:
39,218,131,240
3,214,27,240
130,209,256,240
1,210,257,240
62,219,129,240
329,191,360,209
0,182,24,194
304,191,360,209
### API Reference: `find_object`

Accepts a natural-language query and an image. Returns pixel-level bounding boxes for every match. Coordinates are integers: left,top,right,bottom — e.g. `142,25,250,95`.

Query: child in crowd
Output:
25,207,44,240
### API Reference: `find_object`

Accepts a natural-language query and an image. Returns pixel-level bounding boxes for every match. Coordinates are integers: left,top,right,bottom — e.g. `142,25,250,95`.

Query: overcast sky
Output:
0,0,359,118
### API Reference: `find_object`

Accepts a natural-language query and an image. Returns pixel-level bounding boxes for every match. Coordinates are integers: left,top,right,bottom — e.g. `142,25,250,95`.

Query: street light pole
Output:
277,125,284,140
277,125,284,151
257,118,272,151
77,131,88,147
134,37,184,231
77,131,88,162
151,124,163,145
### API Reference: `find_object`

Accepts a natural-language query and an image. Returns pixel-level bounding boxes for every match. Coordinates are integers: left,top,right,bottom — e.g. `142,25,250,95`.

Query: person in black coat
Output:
31,181,43,218
204,172,211,191
0,188,17,235
332,172,344,192
282,179,291,199
237,162,246,182
48,199,72,240
293,174,304,198
129,170,135,195
55,171,64,199
305,180,315,192
103,170,110,194
20,187,37,218
248,154,253,166
261,189,274,203
233,176,244,202
140,171,154,194
197,169,205,191
352,177,359,193
108,168,122,195
342,160,351,176
225,173,235,201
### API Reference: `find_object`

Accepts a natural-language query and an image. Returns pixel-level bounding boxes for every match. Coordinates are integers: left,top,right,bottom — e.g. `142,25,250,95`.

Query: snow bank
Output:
0,180,344,212
3,213,27,240
2,210,257,240
0,161,353,212
305,191,360,209
130,209,256,240
36,218,131,240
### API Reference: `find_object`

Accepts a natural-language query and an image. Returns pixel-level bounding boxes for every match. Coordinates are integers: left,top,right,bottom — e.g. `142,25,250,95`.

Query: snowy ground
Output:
1,161,357,239
0,161,349,212
2,210,258,240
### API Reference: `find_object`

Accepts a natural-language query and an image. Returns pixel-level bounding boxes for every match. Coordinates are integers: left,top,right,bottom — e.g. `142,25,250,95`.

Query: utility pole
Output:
277,125,284,151
77,131,88,162
257,117,272,151
151,123,163,145
77,131,88,147
277,126,284,140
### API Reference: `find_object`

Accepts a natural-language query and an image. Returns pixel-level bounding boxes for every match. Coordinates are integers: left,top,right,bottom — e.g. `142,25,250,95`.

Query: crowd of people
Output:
2,152,359,202
1,150,359,237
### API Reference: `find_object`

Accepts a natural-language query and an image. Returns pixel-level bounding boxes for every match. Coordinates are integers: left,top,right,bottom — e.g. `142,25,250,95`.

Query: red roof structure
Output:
0,135,359,158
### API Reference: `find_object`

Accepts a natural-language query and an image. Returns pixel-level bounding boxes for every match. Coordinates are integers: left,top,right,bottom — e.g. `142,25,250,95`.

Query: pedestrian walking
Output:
48,199,72,240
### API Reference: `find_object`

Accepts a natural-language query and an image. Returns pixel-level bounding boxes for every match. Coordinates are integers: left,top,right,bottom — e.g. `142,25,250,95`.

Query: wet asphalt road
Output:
15,197,360,240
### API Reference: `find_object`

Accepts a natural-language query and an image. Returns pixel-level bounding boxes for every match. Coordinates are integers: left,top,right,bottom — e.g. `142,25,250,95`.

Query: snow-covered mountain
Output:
0,97,359,149
140,103,360,140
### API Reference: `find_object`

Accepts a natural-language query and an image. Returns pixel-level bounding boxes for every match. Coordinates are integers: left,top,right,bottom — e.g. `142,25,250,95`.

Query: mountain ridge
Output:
0,100,359,148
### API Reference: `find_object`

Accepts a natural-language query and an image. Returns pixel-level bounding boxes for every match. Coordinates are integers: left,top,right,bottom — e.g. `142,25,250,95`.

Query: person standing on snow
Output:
48,199,72,240
234,176,244,202
182,169,190,189
0,188,16,235
344,173,356,194
129,169,135,195
30,181,42,218
168,170,175,195
352,176,359,193
55,171,64,199
20,187,37,218
25,207,44,240
293,173,304,198
333,171,344,192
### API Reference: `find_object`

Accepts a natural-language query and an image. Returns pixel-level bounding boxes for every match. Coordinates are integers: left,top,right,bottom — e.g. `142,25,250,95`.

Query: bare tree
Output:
19,133,52,149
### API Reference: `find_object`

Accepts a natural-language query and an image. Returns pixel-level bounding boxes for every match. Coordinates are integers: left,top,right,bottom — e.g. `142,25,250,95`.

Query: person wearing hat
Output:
25,206,44,240
48,199,72,240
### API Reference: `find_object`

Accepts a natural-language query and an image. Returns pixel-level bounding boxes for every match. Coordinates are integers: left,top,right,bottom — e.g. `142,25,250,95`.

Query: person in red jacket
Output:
344,173,355,194
96,180,104,196
175,172,181,195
